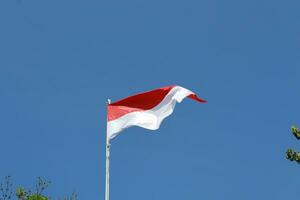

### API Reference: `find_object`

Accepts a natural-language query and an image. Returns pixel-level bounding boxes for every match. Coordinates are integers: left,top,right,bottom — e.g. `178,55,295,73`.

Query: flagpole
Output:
105,139,110,200
105,99,111,200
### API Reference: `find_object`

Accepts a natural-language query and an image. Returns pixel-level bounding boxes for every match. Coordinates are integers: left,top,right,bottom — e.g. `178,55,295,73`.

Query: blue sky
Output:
0,0,300,199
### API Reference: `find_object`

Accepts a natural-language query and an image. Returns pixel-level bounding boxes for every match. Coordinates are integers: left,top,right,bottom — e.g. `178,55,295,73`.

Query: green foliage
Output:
286,149,300,163
286,126,300,164
291,126,300,139
0,177,77,200
15,187,27,200
26,194,47,200
15,177,50,200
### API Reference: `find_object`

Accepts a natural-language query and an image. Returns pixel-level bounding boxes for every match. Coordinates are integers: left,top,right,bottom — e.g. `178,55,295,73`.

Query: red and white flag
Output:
107,85,206,140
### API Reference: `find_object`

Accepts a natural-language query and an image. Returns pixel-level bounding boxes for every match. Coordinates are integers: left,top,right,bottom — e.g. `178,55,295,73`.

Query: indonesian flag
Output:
107,85,206,140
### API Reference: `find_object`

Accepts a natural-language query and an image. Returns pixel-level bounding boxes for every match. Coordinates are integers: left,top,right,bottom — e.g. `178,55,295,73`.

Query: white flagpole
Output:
105,99,111,200
105,139,110,200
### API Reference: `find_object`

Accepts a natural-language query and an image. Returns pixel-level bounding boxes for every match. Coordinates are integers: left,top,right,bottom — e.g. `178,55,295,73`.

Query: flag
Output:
107,85,206,140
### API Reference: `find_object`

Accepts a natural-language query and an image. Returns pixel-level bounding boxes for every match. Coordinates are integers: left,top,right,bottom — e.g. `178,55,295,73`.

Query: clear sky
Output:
0,0,300,199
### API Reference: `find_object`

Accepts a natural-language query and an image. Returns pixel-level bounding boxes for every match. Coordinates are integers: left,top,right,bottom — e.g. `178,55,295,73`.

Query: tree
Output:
0,176,77,200
286,126,300,163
